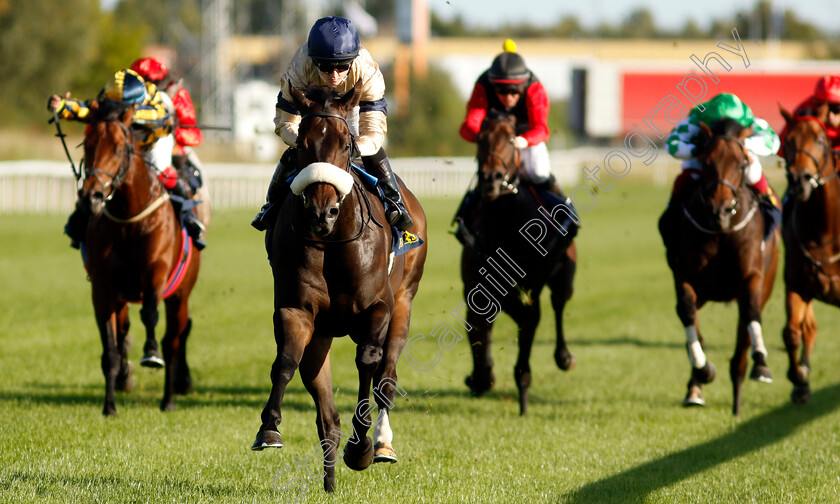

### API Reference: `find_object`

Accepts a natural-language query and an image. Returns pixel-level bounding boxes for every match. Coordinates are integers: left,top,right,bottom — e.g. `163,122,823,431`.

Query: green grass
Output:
2,184,840,503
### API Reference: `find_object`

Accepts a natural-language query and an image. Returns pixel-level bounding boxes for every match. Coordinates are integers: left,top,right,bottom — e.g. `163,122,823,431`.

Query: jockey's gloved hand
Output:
158,166,179,190
513,136,528,150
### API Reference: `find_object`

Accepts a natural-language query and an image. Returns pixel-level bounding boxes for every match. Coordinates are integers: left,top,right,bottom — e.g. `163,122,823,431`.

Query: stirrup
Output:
251,202,275,231
386,203,413,230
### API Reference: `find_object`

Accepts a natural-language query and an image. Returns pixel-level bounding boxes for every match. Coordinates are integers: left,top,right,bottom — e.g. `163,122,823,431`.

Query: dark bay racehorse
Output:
80,101,202,415
458,113,577,415
663,119,778,415
251,83,427,493
779,104,840,404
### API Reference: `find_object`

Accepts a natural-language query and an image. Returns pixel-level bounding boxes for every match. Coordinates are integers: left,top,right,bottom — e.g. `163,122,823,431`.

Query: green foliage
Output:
0,0,99,125
385,65,473,157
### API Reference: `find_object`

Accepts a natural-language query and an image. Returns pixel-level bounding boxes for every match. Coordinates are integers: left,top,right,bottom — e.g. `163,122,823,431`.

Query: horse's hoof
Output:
373,442,398,464
749,352,773,383
343,437,374,471
555,350,576,371
160,401,176,412
102,406,118,417
140,351,164,368
465,370,495,396
251,430,284,451
682,385,705,407
792,384,811,404
692,361,716,384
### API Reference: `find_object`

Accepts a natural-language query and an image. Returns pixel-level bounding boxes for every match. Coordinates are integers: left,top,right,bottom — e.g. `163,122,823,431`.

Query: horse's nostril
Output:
328,207,339,216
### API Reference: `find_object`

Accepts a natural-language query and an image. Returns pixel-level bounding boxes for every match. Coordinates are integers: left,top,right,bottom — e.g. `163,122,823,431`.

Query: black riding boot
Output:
64,201,88,249
251,148,296,231
363,149,413,230
169,180,206,250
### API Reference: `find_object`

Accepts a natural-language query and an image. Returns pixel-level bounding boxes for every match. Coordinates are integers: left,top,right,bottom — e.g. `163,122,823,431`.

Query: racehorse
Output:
663,119,778,415
79,100,203,415
779,104,840,404
251,83,427,493
457,112,577,416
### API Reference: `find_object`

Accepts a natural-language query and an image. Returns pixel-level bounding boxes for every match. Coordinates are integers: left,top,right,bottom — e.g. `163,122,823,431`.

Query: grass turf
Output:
1,183,839,503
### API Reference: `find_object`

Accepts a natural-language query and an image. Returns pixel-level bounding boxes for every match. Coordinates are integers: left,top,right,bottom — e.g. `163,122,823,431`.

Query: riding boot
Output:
363,152,413,230
453,189,480,248
535,174,565,198
64,201,89,249
169,180,207,250
252,148,296,231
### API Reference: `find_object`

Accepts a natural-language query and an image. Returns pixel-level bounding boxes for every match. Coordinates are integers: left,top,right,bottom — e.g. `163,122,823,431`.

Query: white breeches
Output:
520,142,551,184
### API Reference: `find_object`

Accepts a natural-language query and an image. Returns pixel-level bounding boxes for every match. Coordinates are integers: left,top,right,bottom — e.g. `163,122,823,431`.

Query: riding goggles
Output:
313,59,353,73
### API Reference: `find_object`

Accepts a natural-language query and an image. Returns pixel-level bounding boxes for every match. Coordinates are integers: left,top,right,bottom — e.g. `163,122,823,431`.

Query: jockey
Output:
459,39,559,193
48,68,206,250
129,57,206,183
251,15,414,231
659,93,781,248
779,75,840,151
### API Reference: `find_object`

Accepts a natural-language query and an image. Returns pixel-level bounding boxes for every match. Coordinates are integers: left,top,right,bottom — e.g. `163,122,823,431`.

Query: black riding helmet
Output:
488,49,530,94
308,16,360,68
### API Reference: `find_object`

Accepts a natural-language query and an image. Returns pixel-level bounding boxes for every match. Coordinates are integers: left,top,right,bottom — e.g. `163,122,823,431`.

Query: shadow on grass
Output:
560,382,840,504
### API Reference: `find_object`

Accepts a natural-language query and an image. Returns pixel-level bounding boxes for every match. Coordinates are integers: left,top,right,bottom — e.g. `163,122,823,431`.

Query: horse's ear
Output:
337,79,363,112
699,122,712,141
738,125,753,140
779,104,793,125
120,105,135,126
816,101,830,123
290,81,315,115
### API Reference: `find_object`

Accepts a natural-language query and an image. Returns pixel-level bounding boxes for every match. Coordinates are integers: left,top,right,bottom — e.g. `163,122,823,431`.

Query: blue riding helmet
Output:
307,16,360,62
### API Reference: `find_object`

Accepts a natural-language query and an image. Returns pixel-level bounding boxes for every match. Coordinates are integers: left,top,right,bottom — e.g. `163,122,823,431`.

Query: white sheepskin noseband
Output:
290,162,354,196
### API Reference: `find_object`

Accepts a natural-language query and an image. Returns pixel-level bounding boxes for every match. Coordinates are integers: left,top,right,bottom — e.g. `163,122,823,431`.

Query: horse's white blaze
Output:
685,325,707,369
748,321,767,356
373,409,393,445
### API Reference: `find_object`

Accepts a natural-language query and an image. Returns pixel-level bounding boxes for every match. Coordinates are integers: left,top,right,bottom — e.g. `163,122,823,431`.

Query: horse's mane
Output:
92,98,131,122
708,118,746,137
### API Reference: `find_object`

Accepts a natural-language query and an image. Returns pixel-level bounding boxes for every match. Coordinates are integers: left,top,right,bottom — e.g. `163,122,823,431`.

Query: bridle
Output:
84,119,137,203
784,116,838,190
478,119,521,196
292,111,381,245
685,135,758,234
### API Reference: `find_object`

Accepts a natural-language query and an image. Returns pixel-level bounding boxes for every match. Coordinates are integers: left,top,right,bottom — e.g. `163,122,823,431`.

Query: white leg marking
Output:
748,321,767,357
373,409,393,445
685,325,707,369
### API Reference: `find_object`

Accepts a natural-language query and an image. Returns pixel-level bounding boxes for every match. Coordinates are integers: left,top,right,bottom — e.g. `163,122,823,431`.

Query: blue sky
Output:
429,0,840,34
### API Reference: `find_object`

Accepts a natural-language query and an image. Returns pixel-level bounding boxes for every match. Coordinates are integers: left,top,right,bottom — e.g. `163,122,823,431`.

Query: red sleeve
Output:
459,83,489,143
520,82,550,146
171,87,203,147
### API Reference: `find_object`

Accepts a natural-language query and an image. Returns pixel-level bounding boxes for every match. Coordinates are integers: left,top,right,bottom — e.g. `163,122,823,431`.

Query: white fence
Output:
0,149,676,214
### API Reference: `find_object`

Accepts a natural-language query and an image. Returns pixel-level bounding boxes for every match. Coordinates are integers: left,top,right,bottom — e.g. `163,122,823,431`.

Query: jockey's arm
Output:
459,83,489,143
666,116,701,160
744,117,781,158
519,82,550,146
50,95,95,122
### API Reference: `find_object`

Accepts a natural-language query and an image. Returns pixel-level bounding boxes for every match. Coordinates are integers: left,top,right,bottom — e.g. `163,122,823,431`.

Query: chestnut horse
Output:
779,105,840,404
80,101,202,415
251,84,427,493
664,119,778,415
458,113,577,415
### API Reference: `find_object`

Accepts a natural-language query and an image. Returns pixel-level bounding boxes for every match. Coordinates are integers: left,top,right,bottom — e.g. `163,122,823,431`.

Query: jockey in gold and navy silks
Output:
53,68,173,153
460,40,552,185
274,37,387,156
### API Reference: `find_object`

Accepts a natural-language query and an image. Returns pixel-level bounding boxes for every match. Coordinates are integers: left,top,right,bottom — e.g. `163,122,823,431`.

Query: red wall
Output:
622,72,829,136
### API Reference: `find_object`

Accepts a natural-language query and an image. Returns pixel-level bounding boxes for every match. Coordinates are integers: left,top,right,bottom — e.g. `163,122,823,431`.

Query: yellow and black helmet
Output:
100,69,147,105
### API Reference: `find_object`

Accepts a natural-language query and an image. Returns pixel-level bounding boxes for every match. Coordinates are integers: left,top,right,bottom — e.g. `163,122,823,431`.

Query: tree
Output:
0,0,100,126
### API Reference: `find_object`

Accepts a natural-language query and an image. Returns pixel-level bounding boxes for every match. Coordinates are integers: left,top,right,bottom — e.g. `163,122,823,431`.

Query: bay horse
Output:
779,104,840,404
80,100,202,415
251,83,427,493
664,119,779,415
457,112,577,416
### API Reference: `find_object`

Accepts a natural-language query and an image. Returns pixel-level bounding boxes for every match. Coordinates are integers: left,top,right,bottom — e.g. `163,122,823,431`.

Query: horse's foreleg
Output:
94,301,120,416
115,303,134,392
512,305,540,416
549,249,576,371
676,281,714,406
465,308,495,397
160,295,192,412
372,295,413,464
344,305,390,472
139,295,164,368
299,337,339,492
784,290,813,403
253,308,312,450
